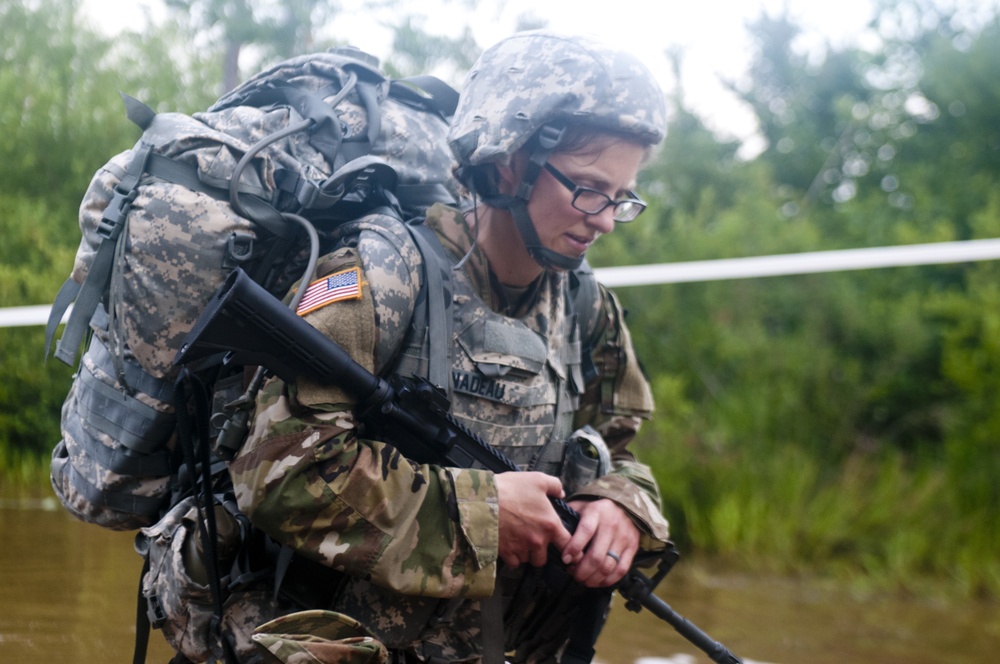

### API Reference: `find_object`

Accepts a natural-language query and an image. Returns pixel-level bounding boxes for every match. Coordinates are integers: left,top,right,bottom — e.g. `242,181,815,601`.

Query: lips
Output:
564,232,598,253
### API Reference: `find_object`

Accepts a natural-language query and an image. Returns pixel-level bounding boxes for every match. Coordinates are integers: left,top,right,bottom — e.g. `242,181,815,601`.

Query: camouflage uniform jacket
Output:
230,203,670,661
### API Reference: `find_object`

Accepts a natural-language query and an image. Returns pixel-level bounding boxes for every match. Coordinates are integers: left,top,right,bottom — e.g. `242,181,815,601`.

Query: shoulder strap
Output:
390,75,460,119
569,261,601,384
403,220,454,392
47,143,154,367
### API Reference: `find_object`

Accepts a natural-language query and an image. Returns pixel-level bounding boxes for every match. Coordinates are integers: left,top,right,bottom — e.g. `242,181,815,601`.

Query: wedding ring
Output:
606,550,620,563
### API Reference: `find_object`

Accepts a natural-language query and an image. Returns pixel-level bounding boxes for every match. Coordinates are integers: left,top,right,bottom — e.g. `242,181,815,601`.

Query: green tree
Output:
727,12,871,203
381,16,479,81
0,0,217,478
589,6,1000,594
164,0,342,92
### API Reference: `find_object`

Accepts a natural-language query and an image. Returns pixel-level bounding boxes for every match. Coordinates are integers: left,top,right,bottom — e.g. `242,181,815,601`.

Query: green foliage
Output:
727,11,869,198
597,5,1000,597
0,0,217,461
3,0,1000,600
381,16,480,82
1,0,126,212
0,0,218,226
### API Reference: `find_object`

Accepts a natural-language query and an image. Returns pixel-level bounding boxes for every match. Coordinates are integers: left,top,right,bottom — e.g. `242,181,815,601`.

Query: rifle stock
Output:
175,267,743,664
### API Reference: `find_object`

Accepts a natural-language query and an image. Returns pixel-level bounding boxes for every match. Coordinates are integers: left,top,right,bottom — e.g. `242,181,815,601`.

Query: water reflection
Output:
2,497,998,664
0,497,176,663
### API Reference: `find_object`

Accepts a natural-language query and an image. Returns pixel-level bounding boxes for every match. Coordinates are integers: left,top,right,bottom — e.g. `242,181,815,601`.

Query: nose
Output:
585,207,616,235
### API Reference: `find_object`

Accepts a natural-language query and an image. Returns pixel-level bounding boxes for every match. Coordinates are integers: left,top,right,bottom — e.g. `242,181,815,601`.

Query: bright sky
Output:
78,0,893,151
337,0,883,150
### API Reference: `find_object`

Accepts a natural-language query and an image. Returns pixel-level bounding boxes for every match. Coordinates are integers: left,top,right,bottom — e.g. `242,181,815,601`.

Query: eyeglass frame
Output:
542,162,647,223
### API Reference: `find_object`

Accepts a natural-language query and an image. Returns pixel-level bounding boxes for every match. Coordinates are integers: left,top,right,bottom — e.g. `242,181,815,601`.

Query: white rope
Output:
593,238,1000,287
1,304,68,329
5,238,1000,328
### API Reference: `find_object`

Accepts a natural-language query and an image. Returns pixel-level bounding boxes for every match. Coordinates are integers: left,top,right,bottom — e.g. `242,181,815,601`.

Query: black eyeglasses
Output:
543,162,647,223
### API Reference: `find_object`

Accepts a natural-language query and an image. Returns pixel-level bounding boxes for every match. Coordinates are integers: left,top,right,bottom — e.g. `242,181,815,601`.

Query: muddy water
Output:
2,497,998,664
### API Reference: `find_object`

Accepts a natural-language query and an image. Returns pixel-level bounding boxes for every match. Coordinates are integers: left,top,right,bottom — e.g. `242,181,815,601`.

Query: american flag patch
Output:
295,267,363,316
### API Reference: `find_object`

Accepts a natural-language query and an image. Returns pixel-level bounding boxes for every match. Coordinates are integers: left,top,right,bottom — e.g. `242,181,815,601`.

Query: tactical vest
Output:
135,211,605,664
313,213,599,663
396,232,586,471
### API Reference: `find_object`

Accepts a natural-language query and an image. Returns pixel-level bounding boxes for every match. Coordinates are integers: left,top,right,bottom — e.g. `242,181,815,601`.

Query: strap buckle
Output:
97,185,139,240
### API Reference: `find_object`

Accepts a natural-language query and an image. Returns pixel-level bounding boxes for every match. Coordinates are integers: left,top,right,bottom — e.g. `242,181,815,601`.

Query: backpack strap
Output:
569,260,601,384
47,143,154,366
327,210,453,391
404,220,454,392
390,75,460,119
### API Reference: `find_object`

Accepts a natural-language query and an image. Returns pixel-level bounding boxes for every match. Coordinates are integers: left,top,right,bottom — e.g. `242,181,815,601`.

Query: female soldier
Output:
231,30,672,664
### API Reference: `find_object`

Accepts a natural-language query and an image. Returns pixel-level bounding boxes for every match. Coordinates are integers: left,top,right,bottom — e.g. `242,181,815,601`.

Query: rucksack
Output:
46,46,463,532
44,44,610,663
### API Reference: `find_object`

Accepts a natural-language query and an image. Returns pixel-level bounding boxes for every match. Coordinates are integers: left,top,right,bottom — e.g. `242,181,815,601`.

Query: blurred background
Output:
1,0,999,661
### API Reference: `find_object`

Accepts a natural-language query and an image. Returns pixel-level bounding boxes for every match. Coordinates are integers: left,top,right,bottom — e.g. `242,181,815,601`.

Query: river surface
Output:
2,495,998,664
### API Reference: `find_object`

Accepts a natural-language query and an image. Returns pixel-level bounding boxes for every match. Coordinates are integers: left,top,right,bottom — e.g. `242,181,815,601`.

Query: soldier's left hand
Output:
562,498,639,587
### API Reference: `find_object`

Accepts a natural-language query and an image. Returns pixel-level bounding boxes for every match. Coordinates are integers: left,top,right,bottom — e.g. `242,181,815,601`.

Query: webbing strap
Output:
65,459,165,515
405,222,453,391
88,332,176,401
391,76,460,119
395,182,457,210
51,144,153,367
44,278,80,361
229,84,346,169
569,263,601,384
143,153,294,239
133,555,152,664
479,594,506,664
76,366,175,455
173,370,241,664
65,410,172,477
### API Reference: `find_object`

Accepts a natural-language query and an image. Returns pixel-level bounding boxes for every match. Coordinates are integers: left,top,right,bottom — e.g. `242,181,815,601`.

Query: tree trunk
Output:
223,39,242,93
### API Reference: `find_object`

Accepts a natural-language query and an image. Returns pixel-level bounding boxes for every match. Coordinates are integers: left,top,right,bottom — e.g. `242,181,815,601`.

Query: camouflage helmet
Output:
448,30,667,168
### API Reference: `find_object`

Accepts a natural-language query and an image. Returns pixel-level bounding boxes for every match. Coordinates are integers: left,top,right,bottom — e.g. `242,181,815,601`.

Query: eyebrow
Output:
547,162,633,197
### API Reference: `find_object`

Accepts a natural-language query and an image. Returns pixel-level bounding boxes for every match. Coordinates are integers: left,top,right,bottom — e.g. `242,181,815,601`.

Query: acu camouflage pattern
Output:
137,495,285,663
69,48,457,380
448,31,667,169
50,333,175,530
394,209,586,467
52,47,459,531
229,203,669,662
211,50,461,206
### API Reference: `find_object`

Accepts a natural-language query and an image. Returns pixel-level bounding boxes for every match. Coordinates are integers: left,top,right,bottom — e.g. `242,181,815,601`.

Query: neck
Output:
472,205,544,287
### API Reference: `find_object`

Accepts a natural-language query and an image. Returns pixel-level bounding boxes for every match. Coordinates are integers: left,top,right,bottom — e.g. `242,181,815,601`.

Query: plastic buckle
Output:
146,594,167,629
97,186,138,240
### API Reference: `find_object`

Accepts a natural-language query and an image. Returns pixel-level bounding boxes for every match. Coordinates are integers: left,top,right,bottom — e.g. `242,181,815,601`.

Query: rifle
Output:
174,267,744,664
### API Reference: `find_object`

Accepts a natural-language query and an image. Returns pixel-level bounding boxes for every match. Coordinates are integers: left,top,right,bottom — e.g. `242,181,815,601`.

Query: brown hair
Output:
457,124,653,201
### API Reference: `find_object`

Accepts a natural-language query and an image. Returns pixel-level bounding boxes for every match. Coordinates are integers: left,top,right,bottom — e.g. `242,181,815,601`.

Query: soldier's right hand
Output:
494,472,572,568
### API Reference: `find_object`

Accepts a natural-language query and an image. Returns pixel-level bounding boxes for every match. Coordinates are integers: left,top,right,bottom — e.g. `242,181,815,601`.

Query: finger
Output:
543,474,566,500
528,544,550,568
502,552,521,569
561,505,597,565
603,546,626,581
574,529,617,584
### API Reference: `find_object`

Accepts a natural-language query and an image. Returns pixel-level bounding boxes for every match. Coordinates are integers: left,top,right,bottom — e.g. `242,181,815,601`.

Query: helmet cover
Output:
448,30,667,168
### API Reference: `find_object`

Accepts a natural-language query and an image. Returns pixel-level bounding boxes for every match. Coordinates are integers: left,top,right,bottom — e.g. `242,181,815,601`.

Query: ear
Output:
496,160,519,193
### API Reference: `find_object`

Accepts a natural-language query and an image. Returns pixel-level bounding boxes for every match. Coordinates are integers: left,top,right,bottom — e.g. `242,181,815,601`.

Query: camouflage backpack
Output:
45,46,461,532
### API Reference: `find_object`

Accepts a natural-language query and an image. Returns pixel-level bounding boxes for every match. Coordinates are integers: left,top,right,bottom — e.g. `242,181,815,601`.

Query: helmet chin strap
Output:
508,197,584,271
484,123,585,273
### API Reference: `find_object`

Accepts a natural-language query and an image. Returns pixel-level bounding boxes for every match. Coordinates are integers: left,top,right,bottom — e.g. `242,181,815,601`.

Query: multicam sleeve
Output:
230,220,499,599
571,283,671,550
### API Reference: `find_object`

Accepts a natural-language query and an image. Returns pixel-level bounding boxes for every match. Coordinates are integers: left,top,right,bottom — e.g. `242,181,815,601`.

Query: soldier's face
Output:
528,138,646,261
